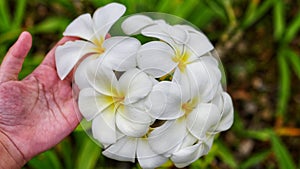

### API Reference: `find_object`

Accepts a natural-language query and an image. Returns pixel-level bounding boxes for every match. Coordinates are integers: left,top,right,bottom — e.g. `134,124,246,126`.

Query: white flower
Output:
144,79,233,167
55,3,140,86
78,66,153,146
125,18,219,102
103,136,168,169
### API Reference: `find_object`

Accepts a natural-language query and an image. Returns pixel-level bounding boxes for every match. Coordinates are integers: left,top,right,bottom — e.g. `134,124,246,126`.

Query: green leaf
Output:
12,0,27,29
27,150,62,169
284,11,300,43
215,139,238,168
204,0,227,22
174,0,199,18
242,0,274,29
284,48,300,79
276,53,291,118
240,150,271,169
56,138,73,169
0,0,11,31
270,132,296,169
75,137,101,169
273,0,285,40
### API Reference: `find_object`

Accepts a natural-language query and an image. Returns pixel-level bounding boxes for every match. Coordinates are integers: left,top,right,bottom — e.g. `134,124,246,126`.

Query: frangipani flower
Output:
56,5,234,168
145,73,233,164
55,3,140,85
125,18,220,102
78,66,153,146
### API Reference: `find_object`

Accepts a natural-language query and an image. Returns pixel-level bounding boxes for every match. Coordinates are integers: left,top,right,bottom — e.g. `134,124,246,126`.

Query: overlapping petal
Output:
118,68,153,104
92,109,116,147
148,119,186,156
122,15,154,35
137,138,168,169
145,81,183,120
103,136,137,162
55,40,96,80
78,88,115,121
187,103,220,140
101,36,140,71
85,64,119,97
116,105,151,137
138,41,177,77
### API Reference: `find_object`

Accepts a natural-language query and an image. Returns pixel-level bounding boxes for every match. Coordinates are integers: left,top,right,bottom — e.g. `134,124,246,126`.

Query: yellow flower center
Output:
181,98,198,116
172,49,191,72
92,37,105,54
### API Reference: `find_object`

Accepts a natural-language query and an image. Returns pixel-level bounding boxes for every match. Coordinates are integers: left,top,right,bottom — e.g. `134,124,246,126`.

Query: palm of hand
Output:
0,32,80,161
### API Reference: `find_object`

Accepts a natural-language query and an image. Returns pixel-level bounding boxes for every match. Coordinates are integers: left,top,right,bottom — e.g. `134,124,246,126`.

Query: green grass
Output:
1,0,299,168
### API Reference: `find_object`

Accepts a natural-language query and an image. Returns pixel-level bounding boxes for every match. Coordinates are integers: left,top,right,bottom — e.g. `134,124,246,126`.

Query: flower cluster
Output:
55,3,234,169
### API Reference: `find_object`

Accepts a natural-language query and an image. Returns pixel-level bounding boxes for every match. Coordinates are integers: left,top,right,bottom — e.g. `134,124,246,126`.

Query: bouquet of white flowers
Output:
55,3,234,168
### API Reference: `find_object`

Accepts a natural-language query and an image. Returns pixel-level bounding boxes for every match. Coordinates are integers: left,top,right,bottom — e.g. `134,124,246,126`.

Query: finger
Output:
0,31,32,83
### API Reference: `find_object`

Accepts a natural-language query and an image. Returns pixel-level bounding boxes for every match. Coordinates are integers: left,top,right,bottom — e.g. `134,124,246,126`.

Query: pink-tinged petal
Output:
103,136,137,163
138,41,177,78
63,13,94,40
212,92,234,133
118,68,153,104
148,119,186,156
116,106,151,137
145,81,183,120
102,36,140,71
121,15,154,35
186,32,214,57
187,103,220,140
78,88,114,121
92,109,116,147
85,63,119,97
55,40,95,80
93,3,126,37
137,138,168,169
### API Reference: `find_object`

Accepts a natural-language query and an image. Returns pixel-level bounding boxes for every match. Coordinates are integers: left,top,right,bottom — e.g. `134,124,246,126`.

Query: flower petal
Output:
121,15,154,35
145,81,183,120
137,138,168,169
141,23,189,46
63,13,94,40
116,105,151,137
148,119,186,156
171,141,207,168
213,92,234,133
118,68,153,104
55,40,95,80
187,103,220,140
93,3,126,38
85,63,119,97
103,136,137,163
78,88,114,121
186,32,214,56
74,55,95,89
138,41,177,77
102,36,140,71
92,109,116,147
186,57,221,102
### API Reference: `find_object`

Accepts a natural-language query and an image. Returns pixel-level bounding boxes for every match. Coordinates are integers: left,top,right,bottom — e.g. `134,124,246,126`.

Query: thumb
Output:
0,31,32,83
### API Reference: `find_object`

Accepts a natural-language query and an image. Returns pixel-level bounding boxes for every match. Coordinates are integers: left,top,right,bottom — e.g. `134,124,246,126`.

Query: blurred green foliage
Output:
0,0,300,168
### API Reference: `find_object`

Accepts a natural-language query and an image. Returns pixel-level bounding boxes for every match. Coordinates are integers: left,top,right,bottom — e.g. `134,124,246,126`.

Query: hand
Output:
0,32,81,168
